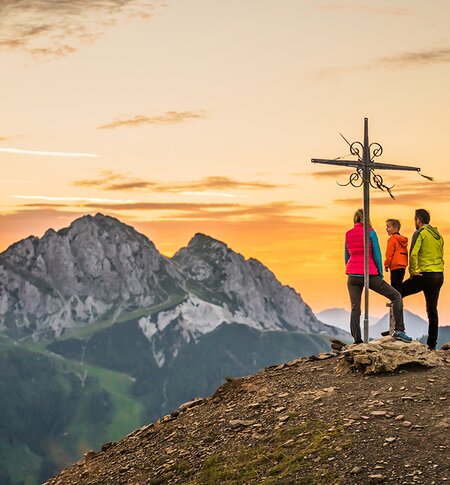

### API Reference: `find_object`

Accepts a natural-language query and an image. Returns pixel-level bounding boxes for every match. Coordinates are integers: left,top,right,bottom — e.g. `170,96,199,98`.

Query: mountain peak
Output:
0,213,179,339
170,230,347,337
187,233,229,250
69,212,134,231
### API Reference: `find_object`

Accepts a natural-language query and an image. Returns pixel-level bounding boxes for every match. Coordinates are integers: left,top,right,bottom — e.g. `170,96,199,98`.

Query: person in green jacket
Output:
401,209,444,350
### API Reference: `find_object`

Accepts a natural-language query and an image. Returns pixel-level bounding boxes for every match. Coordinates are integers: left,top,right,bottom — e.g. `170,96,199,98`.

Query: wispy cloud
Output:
73,171,283,193
13,195,134,203
0,207,336,262
313,46,450,81
0,0,165,58
170,176,282,193
97,111,206,129
179,192,236,198
16,199,318,222
315,4,413,16
373,48,450,68
74,171,156,191
334,179,450,206
305,168,356,179
0,148,98,158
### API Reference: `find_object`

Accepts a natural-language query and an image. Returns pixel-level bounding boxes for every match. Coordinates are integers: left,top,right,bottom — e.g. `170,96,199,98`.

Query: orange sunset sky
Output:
1,0,449,324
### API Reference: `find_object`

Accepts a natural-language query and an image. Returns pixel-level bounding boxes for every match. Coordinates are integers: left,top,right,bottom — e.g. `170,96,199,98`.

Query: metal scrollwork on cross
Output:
337,138,395,198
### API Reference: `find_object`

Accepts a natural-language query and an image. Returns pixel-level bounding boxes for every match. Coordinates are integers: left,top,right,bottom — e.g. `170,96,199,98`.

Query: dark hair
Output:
386,218,401,230
415,209,430,224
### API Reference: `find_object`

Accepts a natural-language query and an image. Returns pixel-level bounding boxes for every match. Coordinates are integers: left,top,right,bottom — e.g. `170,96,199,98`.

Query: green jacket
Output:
409,225,444,274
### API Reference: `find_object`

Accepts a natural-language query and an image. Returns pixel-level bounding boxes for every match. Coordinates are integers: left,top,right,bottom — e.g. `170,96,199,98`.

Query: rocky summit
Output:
44,339,450,485
337,338,445,374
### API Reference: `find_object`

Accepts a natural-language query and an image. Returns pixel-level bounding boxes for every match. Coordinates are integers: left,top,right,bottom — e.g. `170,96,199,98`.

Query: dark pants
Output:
347,275,404,342
401,272,444,349
390,268,405,293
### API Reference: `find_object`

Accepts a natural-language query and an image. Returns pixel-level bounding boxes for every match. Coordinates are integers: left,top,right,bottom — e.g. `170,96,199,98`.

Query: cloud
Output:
16,199,318,222
334,179,450,206
315,4,413,16
0,206,336,267
178,192,236,198
13,195,135,203
97,111,206,129
0,208,86,253
0,147,98,158
306,169,356,179
373,48,450,68
172,176,283,192
314,46,450,81
73,171,284,193
0,0,165,57
74,171,156,191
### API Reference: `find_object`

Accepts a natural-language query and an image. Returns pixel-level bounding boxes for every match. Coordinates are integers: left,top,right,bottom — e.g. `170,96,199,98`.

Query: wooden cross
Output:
311,118,429,342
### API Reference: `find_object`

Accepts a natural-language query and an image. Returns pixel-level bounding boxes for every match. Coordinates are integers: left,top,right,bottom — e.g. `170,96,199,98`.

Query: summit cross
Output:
311,118,430,343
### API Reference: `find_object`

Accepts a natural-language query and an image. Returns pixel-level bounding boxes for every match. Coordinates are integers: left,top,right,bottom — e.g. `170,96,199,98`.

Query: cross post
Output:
311,118,426,343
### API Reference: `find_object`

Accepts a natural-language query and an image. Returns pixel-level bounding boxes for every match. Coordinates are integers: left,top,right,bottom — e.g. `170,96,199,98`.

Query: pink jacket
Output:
345,223,382,276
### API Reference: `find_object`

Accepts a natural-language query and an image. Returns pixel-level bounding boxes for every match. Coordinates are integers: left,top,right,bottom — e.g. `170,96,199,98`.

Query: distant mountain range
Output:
0,213,350,484
369,310,428,340
316,307,379,331
317,306,442,341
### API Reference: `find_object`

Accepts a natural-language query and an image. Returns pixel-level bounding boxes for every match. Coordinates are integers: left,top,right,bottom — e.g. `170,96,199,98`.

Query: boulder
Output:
337,338,444,374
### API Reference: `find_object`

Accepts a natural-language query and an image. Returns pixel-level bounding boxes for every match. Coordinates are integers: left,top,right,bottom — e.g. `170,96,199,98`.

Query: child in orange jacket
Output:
384,218,408,292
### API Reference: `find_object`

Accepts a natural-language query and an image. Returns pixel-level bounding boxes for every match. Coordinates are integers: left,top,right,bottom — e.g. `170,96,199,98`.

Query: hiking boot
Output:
393,330,412,343
380,331,390,337
353,339,363,344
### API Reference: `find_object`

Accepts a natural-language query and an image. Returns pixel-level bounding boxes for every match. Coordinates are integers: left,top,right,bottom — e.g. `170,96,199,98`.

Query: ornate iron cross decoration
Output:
311,118,432,342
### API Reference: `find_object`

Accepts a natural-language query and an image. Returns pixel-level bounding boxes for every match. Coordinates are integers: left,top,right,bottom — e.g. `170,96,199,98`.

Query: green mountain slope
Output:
0,336,144,485
164,323,331,410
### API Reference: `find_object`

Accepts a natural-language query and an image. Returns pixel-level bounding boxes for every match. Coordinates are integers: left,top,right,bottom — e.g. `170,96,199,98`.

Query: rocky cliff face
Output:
0,214,347,341
0,214,183,338
169,233,330,334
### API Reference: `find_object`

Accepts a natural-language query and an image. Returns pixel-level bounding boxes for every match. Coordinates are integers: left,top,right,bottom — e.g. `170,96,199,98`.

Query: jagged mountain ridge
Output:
173,234,320,331
0,213,348,342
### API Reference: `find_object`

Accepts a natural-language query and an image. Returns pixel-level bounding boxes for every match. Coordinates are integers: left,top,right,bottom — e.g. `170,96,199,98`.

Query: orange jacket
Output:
384,233,408,270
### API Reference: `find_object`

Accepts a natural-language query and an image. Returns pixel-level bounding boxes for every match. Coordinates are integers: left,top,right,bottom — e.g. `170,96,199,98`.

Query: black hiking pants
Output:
390,268,405,293
401,272,444,349
347,275,404,342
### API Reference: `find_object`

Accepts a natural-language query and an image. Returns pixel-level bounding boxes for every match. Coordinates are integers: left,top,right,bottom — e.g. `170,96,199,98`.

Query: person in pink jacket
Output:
345,209,412,344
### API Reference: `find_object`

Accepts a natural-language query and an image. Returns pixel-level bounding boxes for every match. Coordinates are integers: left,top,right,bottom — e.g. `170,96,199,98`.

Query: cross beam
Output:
311,118,423,343
311,159,422,172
